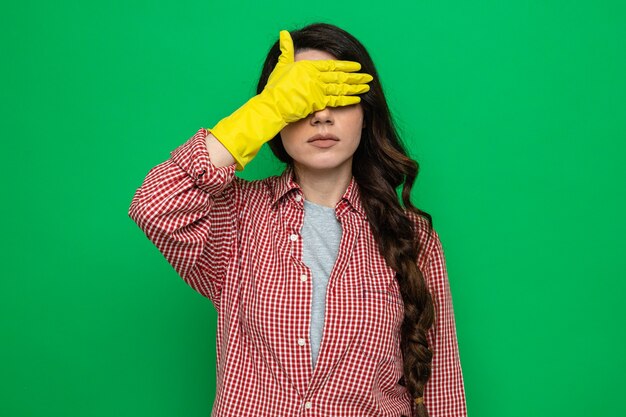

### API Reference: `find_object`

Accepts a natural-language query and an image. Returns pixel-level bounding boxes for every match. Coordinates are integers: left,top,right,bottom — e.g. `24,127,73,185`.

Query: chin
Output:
293,157,352,172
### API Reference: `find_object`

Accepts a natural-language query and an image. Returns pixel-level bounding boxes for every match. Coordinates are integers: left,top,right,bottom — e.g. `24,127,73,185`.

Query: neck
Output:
292,162,353,208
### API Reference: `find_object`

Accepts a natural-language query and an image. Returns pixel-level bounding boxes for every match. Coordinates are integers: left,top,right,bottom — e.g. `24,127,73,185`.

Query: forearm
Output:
205,131,236,168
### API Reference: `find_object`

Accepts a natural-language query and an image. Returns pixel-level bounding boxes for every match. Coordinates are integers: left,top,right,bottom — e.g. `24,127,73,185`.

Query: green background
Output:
2,1,625,416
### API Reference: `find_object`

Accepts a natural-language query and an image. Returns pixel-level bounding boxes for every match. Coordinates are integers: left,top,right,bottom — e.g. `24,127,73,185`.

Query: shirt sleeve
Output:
422,229,468,416
128,128,238,312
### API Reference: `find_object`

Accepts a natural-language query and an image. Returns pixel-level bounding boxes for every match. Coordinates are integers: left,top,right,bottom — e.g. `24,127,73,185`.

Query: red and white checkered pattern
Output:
129,128,467,416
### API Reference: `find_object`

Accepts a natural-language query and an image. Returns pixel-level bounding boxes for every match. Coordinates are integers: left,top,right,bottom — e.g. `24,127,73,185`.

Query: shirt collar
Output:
270,165,367,219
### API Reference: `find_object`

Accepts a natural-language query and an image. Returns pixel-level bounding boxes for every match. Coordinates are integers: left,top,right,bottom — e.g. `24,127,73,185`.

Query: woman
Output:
129,23,467,417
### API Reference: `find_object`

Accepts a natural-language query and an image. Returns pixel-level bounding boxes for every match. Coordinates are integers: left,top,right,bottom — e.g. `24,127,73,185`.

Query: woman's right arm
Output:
128,128,238,311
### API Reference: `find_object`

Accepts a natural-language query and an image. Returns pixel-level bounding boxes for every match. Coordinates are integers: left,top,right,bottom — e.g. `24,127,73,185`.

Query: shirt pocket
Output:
357,273,405,362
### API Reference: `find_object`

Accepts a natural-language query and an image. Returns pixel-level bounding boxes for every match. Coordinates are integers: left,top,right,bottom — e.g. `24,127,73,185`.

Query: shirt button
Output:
304,401,312,409
289,233,298,241
300,274,307,282
295,194,302,202
298,338,306,346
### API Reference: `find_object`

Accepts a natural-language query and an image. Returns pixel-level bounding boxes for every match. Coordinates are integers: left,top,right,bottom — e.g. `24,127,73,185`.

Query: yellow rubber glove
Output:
209,30,374,170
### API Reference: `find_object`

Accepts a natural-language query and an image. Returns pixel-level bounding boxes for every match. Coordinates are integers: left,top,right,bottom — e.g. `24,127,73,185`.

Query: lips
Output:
307,133,340,143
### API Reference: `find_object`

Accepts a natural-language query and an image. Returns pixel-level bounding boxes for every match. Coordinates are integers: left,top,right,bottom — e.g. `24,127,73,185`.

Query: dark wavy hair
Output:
257,23,435,417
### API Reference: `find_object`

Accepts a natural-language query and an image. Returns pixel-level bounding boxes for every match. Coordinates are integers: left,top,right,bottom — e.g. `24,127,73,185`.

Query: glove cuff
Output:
209,94,287,170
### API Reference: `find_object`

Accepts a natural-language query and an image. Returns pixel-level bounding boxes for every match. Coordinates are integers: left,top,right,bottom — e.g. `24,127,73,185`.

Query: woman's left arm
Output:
423,229,468,417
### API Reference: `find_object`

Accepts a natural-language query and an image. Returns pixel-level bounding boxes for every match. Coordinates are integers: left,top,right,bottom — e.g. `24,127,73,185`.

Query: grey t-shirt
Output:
301,199,343,370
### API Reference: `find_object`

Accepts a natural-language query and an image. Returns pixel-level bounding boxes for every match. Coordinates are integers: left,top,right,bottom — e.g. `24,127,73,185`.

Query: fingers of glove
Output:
277,30,294,65
326,95,362,107
310,59,362,73
318,71,374,84
323,83,370,96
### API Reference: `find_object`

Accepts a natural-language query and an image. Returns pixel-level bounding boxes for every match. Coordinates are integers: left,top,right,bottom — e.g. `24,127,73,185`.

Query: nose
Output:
310,107,334,126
